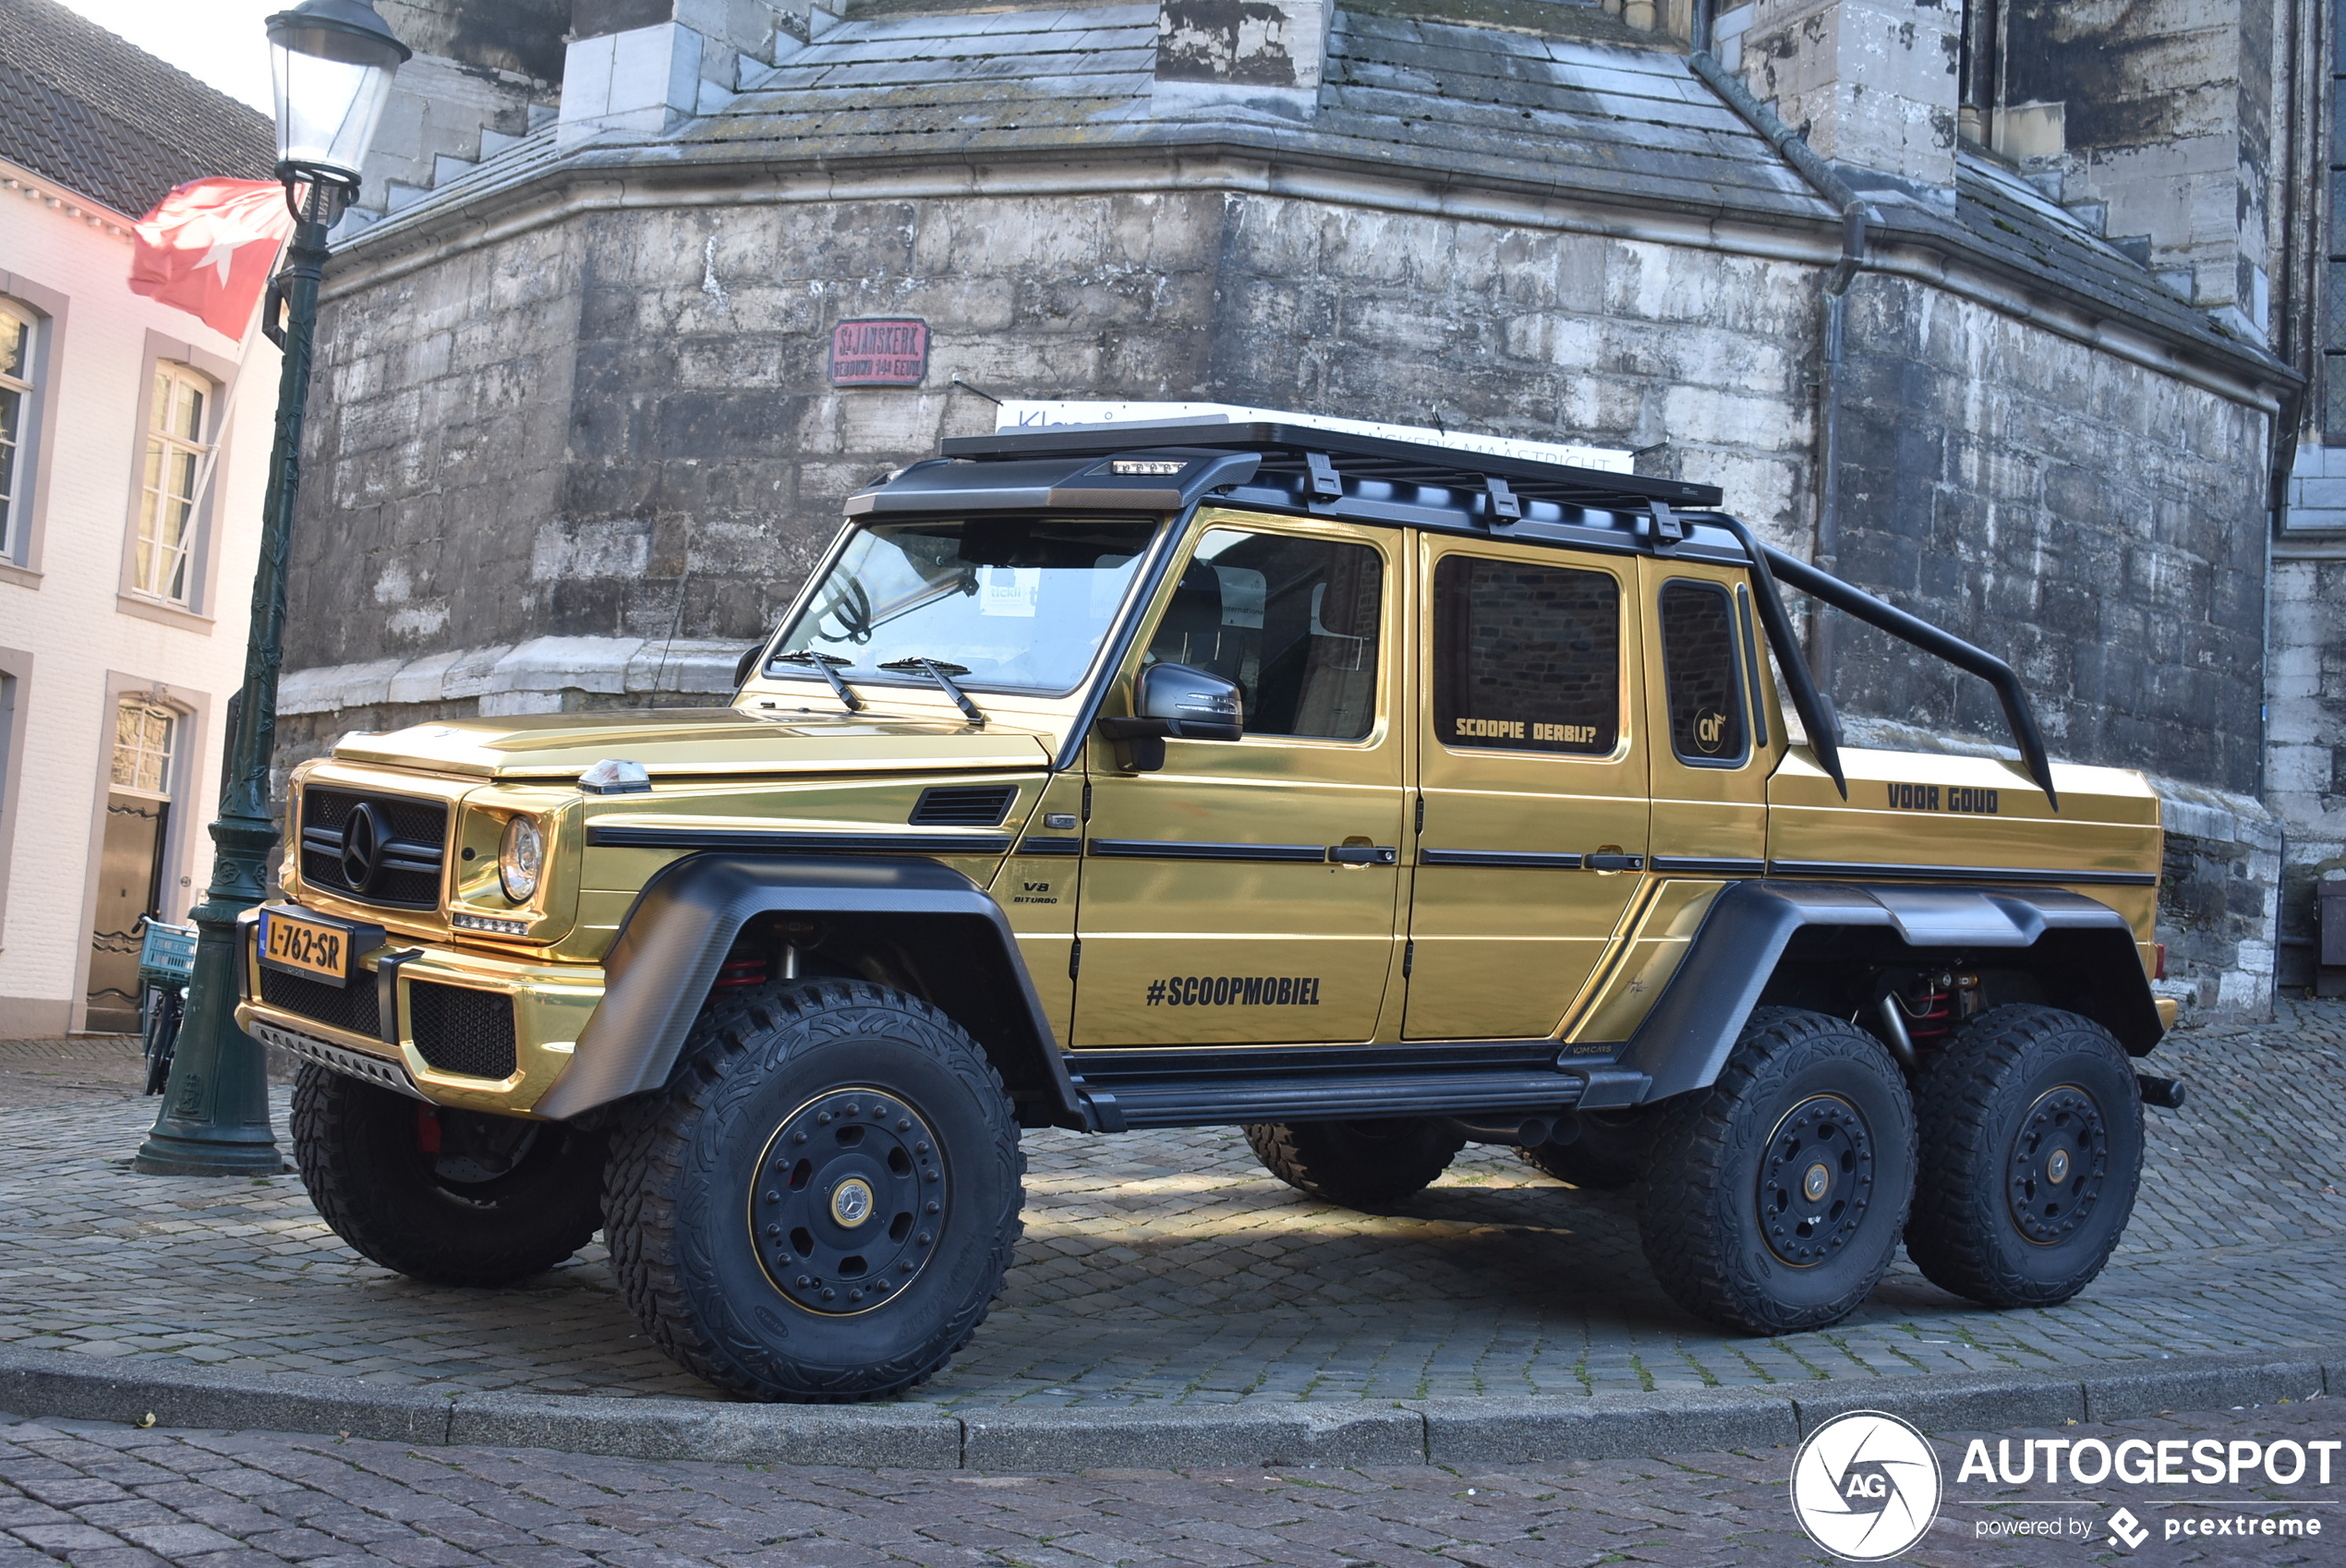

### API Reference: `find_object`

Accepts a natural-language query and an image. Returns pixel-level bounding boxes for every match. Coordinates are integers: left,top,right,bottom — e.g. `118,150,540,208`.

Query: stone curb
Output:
0,1344,2332,1472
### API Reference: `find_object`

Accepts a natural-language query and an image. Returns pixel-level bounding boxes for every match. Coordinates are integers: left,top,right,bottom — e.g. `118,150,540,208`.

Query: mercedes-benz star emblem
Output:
340,802,382,894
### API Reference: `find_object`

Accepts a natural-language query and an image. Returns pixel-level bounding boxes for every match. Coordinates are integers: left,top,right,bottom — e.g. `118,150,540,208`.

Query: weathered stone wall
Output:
2267,551,2346,989
1827,274,2273,799
1998,0,2273,335
290,193,1827,679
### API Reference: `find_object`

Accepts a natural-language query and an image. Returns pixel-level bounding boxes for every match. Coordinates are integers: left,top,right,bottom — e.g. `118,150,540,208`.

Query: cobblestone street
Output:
0,1006,2340,1411
0,1401,2339,1566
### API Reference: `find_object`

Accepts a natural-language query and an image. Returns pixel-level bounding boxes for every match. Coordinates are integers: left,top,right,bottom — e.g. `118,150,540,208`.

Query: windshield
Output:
772,517,1163,695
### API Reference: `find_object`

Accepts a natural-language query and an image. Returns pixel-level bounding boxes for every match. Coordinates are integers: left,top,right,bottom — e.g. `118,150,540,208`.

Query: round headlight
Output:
499,815,543,903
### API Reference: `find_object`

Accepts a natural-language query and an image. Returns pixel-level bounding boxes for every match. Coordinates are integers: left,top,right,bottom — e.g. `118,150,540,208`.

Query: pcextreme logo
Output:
1789,1411,1944,1561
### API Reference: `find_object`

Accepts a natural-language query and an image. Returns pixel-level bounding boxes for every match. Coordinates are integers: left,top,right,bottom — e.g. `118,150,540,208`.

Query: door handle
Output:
1585,852,1645,872
1327,843,1398,865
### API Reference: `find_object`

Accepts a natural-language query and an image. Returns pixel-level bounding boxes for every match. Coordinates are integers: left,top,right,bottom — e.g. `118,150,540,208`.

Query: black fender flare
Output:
1617,878,2163,1104
536,853,1080,1125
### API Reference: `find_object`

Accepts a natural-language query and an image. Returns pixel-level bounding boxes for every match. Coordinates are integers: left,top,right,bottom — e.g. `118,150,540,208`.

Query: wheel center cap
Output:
2046,1148,2072,1186
830,1176,875,1227
1803,1163,1832,1202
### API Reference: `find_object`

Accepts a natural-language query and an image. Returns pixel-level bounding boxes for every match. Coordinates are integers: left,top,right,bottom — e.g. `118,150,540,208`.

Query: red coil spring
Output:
1900,985,1954,1044
713,957,767,990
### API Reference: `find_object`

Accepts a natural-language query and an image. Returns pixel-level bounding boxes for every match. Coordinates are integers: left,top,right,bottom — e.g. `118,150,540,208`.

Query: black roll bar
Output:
1704,514,2060,812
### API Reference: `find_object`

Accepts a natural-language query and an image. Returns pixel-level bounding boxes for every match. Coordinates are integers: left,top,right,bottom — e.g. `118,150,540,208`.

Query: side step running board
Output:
1074,1067,1648,1133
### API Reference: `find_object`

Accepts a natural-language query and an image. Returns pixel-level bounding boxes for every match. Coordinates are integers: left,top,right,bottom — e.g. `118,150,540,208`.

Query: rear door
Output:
1637,558,1773,878
1403,535,1650,1041
1070,513,1408,1046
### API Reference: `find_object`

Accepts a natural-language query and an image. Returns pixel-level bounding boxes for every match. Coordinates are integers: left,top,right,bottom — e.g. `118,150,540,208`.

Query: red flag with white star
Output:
128,178,293,340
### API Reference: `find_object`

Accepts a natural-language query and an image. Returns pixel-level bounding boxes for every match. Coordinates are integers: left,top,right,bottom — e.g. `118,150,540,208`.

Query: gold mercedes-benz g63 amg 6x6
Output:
240,419,2181,1401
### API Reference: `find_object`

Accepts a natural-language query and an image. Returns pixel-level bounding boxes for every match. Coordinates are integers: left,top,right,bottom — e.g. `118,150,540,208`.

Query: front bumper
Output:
234,903,603,1117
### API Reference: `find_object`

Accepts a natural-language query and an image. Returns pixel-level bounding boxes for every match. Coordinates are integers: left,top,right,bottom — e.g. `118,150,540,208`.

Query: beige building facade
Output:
0,0,278,1033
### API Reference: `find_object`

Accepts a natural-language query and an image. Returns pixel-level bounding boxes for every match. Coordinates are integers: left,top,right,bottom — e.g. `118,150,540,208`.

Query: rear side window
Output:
1659,579,1748,766
1433,554,1619,754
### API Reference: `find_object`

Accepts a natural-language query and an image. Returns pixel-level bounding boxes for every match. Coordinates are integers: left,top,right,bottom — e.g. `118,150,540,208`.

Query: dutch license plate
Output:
260,911,356,984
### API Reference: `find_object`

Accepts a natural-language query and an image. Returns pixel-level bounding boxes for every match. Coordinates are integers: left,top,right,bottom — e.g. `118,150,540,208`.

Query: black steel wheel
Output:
1245,1118,1468,1209
604,979,1023,1402
1638,1008,1916,1335
1906,1005,2144,1309
1519,1109,1651,1190
289,1062,607,1286
750,1086,949,1314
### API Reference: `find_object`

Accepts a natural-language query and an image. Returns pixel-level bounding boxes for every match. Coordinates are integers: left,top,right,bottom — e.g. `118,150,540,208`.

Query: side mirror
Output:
1097,662,1243,772
732,643,765,692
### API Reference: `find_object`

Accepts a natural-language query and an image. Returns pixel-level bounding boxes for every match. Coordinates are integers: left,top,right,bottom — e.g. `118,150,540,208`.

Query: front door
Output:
87,696,180,1032
1403,535,1651,1040
1071,514,1407,1046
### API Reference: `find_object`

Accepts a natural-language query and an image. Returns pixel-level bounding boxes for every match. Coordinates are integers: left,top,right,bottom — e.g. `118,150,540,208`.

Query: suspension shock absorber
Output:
1899,971,1956,1046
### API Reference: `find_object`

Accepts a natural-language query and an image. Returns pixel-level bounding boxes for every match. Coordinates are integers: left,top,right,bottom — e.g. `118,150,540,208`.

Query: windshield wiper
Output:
878,657,986,728
769,650,865,712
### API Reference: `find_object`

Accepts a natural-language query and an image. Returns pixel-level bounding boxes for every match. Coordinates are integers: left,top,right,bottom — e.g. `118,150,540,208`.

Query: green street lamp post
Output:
136,0,410,1176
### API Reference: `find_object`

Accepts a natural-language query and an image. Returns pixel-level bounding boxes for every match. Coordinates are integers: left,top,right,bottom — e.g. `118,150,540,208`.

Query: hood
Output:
330,706,1056,781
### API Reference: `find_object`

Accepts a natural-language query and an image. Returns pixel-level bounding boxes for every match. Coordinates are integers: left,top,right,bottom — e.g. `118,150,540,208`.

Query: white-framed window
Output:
111,694,177,795
0,299,34,561
131,362,212,605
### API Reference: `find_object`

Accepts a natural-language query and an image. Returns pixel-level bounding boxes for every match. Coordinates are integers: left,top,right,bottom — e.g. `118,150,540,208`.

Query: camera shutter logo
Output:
1788,1410,1943,1561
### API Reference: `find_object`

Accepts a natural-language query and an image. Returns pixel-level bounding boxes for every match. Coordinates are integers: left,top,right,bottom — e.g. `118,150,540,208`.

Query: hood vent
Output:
910,785,1018,826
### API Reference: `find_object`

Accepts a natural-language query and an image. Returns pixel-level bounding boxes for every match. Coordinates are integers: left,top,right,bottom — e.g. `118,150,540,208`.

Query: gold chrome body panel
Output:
236,904,603,1116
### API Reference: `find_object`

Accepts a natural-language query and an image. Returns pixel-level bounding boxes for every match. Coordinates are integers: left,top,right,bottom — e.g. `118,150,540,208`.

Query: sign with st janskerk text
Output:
828,318,929,386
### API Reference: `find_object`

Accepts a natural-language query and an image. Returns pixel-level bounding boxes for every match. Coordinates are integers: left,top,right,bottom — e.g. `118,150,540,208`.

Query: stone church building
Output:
276,0,2340,1019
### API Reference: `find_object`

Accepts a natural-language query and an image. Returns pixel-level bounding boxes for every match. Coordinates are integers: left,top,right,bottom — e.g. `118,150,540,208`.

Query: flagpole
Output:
181,240,282,528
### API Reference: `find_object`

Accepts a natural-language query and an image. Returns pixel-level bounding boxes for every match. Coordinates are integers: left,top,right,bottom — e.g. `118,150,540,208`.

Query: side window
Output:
0,300,35,561
1659,579,1749,766
1433,554,1620,754
1143,528,1383,740
132,361,212,606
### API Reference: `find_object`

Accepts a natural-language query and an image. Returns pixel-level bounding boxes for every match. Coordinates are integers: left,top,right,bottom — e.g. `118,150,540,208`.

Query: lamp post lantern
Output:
135,0,409,1176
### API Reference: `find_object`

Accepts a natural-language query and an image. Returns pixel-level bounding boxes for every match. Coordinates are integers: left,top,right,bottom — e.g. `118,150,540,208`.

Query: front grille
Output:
408,981,517,1080
910,785,1018,826
298,786,447,909
258,965,381,1038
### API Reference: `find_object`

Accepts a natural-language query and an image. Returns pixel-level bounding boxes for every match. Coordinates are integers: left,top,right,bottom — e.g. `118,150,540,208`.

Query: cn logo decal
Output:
1694,708,1728,754
1789,1410,1943,1561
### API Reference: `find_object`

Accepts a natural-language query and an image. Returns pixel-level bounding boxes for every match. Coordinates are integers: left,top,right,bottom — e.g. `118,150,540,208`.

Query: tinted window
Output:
1143,528,1382,740
1433,555,1619,754
1660,579,1748,766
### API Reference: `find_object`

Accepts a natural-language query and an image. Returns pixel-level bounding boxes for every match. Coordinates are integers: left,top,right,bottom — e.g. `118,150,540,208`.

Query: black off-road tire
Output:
1520,1109,1651,1190
290,1062,607,1287
1244,1118,1468,1209
1905,1005,2145,1309
603,979,1024,1403
1638,1007,1917,1335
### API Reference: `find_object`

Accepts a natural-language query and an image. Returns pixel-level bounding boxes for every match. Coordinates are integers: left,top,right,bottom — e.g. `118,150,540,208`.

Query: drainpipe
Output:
1688,50,1873,689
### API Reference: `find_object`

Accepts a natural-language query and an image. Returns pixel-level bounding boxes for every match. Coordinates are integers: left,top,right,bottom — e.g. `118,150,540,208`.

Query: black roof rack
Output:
891,420,2060,809
942,420,1722,515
